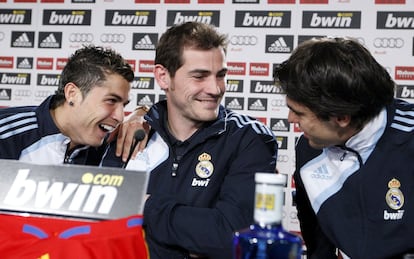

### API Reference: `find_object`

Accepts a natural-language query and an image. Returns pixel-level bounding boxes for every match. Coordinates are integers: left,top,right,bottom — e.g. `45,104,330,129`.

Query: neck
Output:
50,106,76,149
167,119,201,142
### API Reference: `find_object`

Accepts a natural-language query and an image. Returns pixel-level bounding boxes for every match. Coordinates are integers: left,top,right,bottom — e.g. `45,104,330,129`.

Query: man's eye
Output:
193,75,204,79
217,72,227,78
106,99,117,104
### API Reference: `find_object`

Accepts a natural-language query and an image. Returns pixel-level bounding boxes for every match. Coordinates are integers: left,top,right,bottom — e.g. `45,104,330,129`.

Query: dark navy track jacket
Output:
0,95,102,165
103,100,278,258
294,99,414,259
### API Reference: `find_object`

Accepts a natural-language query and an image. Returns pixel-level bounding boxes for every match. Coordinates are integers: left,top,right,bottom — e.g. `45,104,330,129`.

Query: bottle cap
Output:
255,172,287,186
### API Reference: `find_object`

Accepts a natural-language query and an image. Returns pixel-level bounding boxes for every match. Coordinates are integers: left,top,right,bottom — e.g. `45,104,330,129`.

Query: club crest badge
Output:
385,178,404,210
195,152,214,178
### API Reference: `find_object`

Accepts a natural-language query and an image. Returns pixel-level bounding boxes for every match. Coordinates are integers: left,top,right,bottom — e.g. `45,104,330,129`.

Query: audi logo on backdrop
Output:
69,33,94,43
277,154,289,163
34,90,54,98
373,38,404,48
230,35,258,46
271,98,286,107
13,89,32,97
100,34,126,43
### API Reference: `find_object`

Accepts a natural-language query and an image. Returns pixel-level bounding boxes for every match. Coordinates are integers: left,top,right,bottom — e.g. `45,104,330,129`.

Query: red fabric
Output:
0,214,148,259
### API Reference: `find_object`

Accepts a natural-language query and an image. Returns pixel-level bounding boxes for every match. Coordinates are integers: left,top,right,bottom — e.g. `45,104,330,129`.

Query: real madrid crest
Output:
195,152,214,178
385,178,404,210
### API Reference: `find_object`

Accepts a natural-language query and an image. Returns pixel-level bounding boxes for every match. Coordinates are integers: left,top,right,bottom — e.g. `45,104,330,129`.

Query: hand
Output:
108,107,150,162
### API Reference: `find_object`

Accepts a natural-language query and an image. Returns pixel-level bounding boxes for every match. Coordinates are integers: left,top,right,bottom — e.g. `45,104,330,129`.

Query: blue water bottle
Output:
233,173,302,259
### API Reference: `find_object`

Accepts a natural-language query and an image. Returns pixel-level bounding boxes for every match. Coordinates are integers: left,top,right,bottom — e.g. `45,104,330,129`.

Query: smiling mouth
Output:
199,98,219,104
99,123,116,133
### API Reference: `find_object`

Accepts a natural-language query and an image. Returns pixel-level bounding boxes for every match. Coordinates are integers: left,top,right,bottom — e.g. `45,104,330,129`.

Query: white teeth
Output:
100,124,115,132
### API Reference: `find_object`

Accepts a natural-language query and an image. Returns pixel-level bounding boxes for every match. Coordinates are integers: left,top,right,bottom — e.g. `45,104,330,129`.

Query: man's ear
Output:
64,82,81,104
154,64,170,90
334,114,352,128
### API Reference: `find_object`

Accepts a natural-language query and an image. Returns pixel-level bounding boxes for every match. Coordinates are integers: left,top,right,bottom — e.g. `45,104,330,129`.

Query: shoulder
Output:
0,106,37,124
224,109,274,136
389,99,414,134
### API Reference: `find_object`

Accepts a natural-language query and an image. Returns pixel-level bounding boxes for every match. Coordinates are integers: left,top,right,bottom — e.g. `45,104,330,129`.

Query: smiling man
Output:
102,22,279,258
0,45,134,165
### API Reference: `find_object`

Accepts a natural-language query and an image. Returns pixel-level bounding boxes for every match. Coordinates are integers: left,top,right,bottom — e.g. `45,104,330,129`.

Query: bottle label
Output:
256,193,275,210
254,183,283,224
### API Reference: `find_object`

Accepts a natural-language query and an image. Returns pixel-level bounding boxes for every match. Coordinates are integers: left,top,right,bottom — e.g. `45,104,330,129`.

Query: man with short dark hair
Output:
0,45,134,165
274,37,414,258
103,22,279,258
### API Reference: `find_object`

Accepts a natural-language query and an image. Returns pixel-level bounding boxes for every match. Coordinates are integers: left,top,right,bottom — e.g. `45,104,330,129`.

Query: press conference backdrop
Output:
0,0,413,233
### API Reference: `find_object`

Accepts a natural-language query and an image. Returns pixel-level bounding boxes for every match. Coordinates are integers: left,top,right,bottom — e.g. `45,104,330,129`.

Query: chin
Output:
91,139,105,148
308,140,324,150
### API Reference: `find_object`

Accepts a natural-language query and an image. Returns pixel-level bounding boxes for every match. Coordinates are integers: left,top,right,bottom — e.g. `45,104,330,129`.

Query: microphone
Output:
122,129,146,169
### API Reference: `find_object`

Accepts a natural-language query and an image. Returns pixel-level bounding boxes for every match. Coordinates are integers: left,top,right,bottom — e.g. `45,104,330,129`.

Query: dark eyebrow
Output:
217,68,228,75
189,69,210,74
108,93,129,106
189,68,228,76
287,104,302,115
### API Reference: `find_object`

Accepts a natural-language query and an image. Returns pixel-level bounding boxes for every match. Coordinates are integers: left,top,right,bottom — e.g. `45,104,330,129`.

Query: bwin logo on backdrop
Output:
235,11,291,28
396,85,414,99
105,10,156,26
167,10,220,27
131,77,154,90
377,12,414,29
302,11,361,28
250,80,282,94
275,136,288,150
0,73,30,85
43,10,91,25
37,74,60,87
226,79,244,92
0,9,31,24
